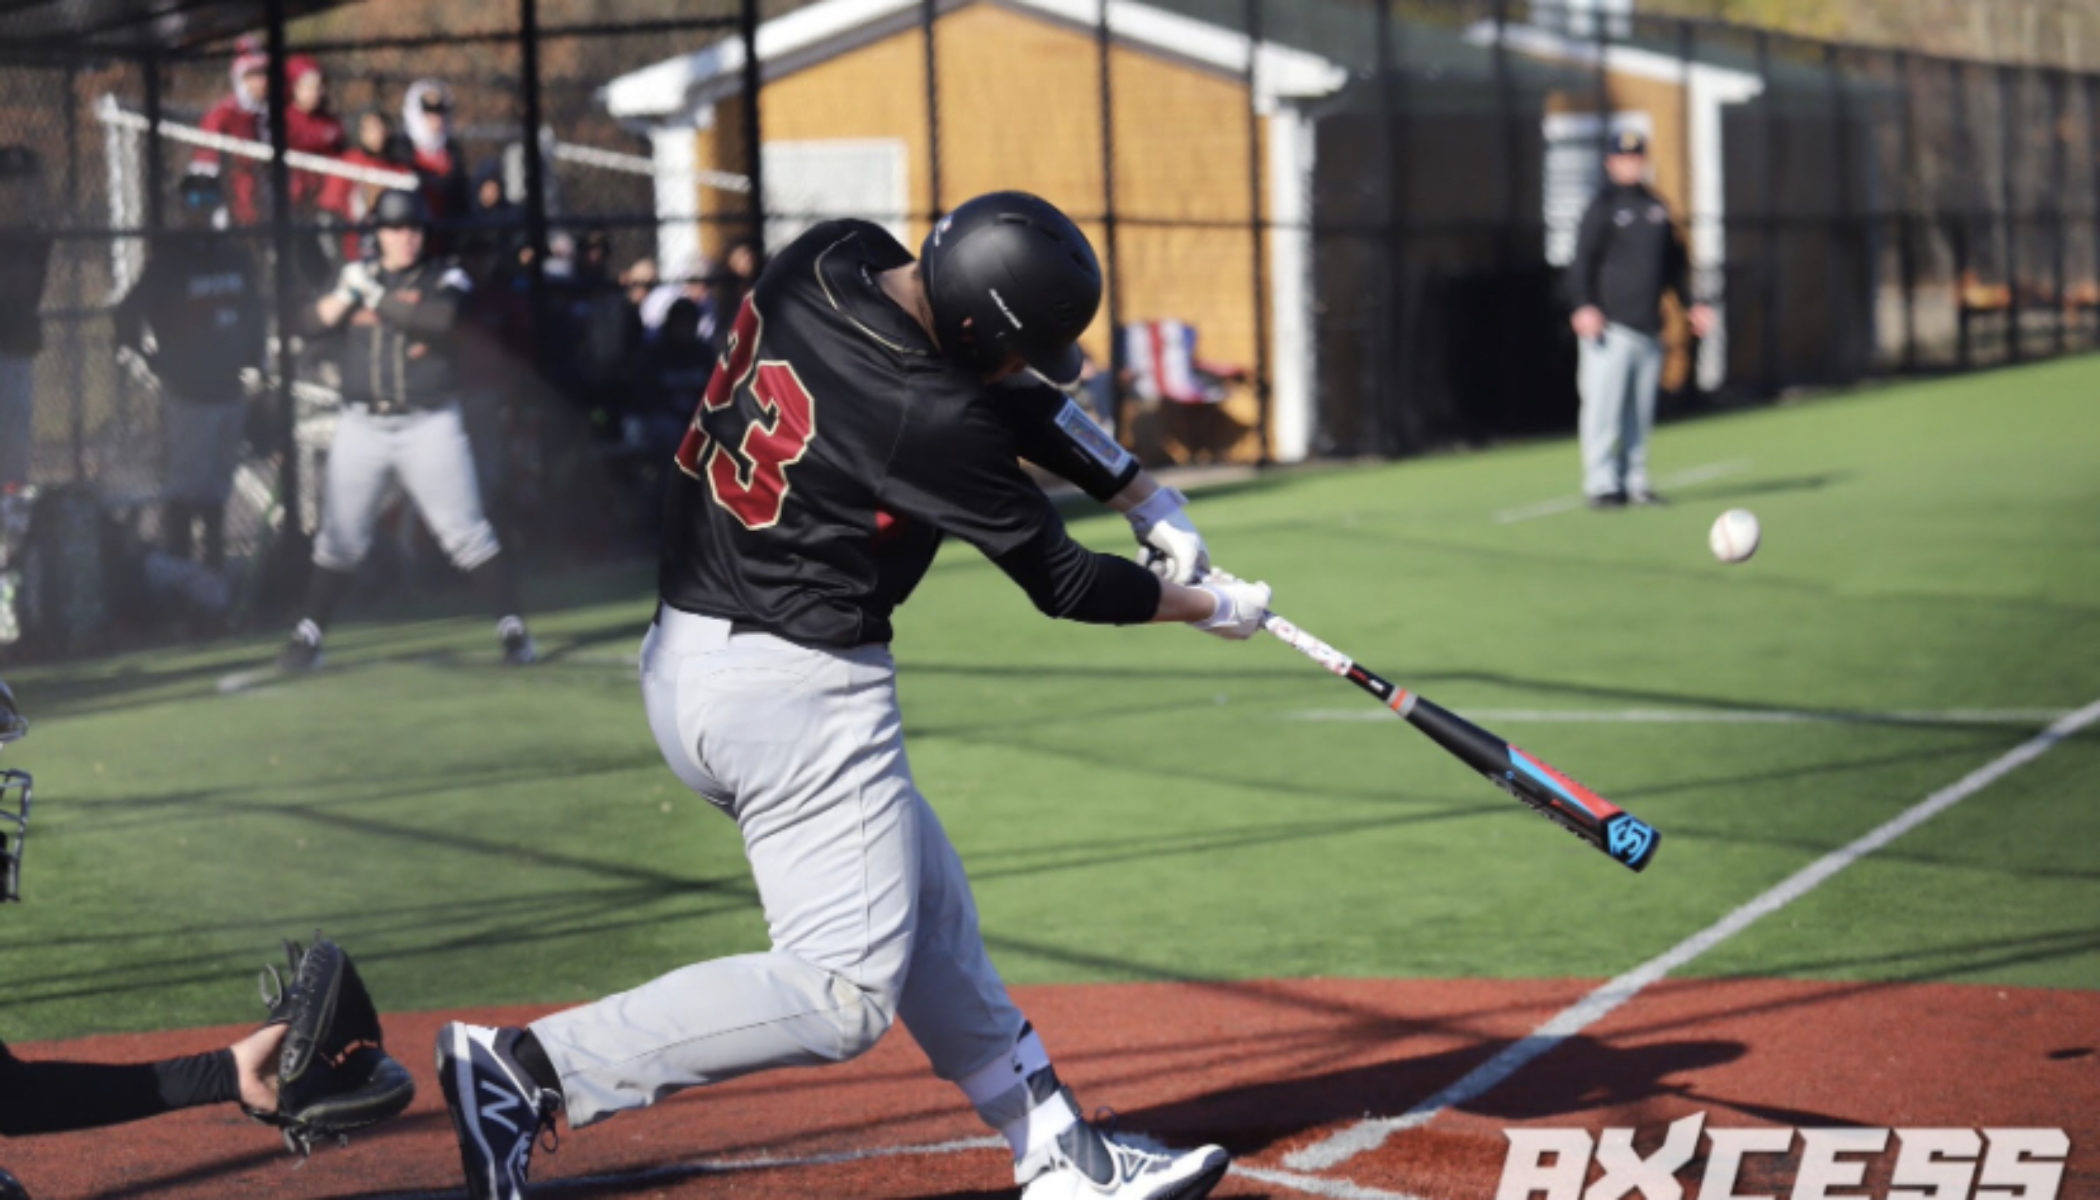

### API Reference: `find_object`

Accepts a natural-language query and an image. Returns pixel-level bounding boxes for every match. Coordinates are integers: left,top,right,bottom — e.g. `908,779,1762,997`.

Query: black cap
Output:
1610,130,1649,156
919,191,1101,385
371,188,428,228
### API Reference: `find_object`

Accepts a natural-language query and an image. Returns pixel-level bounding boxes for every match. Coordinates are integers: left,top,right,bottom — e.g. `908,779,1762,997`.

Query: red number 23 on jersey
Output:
673,297,819,530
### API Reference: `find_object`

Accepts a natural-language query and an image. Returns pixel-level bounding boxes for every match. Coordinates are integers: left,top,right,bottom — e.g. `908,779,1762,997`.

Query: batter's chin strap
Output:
0,768,29,903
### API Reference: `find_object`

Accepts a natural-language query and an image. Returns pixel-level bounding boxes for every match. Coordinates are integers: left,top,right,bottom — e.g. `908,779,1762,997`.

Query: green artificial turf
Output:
3,356,2097,1040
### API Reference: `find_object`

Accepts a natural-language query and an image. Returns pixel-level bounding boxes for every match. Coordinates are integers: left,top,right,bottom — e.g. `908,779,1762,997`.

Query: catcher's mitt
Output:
0,1166,29,1200
245,936,416,1155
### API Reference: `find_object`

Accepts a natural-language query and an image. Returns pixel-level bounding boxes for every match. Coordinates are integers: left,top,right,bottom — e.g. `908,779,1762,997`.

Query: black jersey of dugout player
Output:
1567,183,1690,336
113,234,266,405
659,219,1154,648
334,257,471,414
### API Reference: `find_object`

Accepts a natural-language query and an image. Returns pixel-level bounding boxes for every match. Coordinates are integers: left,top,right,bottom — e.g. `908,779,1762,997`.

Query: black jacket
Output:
114,233,266,403
1567,183,1690,336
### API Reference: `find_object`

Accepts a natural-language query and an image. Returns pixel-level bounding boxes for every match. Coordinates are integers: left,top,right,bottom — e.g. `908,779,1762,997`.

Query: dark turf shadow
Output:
1106,1033,1871,1158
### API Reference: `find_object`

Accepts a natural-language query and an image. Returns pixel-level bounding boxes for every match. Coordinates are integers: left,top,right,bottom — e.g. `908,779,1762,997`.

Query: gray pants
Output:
161,395,245,506
1577,323,1665,499
313,404,500,573
0,354,33,491
530,607,1026,1129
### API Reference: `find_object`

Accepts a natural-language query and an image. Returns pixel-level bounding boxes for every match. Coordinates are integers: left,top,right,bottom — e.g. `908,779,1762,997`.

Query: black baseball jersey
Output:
1567,182,1690,335
331,256,472,414
659,220,1150,648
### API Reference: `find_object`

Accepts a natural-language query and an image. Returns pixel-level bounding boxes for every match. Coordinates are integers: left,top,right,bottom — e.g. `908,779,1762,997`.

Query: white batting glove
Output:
1125,485,1210,586
1190,569,1271,640
335,262,385,309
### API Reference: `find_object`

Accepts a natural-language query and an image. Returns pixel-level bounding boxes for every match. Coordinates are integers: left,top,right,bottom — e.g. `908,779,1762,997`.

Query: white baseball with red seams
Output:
1708,508,1761,564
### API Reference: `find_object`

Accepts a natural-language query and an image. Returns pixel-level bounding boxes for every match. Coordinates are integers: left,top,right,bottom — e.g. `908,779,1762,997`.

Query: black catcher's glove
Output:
245,937,416,1155
0,1166,29,1200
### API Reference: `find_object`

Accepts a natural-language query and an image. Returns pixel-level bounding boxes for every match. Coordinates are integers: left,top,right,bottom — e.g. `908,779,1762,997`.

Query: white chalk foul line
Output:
1290,706,2070,727
1238,1165,1435,1199
1284,694,2100,1173
1493,458,1752,524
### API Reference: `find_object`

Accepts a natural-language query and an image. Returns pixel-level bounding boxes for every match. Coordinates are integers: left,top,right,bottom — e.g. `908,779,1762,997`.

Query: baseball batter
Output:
278,189,534,672
436,192,1266,1200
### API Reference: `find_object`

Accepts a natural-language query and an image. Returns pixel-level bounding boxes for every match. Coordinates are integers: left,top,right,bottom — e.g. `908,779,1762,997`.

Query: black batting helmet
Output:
371,188,428,228
0,682,28,904
920,191,1100,386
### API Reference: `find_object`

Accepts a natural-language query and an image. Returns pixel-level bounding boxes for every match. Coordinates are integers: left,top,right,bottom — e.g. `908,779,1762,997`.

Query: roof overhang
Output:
604,0,1349,126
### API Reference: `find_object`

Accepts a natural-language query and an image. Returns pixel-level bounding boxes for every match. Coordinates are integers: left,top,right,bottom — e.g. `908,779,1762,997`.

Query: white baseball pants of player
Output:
1577,322,1666,500
312,403,501,573
529,605,1034,1130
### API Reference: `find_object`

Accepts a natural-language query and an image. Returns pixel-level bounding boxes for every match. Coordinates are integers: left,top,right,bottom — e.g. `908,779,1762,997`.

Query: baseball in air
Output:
1708,508,1761,564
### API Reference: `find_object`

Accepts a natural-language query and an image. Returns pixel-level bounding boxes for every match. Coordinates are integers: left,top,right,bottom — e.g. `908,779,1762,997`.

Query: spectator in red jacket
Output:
192,45,270,225
402,79,470,251
282,56,344,212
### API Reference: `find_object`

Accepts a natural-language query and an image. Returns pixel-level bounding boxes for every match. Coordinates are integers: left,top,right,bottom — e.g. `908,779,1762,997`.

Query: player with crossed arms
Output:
436,192,1268,1200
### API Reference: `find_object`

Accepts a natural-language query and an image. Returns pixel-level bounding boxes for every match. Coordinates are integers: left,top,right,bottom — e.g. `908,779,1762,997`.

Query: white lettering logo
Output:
989,287,1023,331
1497,1124,2068,1200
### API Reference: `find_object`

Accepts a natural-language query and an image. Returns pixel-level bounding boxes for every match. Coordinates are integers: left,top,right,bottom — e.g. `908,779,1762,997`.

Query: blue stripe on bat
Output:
1507,749,1597,819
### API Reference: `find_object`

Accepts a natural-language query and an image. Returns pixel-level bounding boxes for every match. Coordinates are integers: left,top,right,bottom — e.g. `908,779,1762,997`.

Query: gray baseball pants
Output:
1578,323,1665,499
529,607,1028,1128
312,403,500,572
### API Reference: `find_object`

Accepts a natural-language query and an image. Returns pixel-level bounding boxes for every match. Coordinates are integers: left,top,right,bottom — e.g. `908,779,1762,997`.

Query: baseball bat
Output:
1261,611,1660,872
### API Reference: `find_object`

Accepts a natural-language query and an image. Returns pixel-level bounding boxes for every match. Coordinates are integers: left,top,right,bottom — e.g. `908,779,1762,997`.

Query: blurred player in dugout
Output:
1567,130,1715,508
114,169,267,570
277,188,534,672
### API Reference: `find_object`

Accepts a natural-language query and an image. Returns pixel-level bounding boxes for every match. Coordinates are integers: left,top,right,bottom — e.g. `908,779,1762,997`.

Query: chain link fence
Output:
2,0,2096,661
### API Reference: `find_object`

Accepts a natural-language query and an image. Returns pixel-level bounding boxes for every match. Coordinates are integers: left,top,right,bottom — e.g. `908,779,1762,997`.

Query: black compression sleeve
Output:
993,526,1160,625
0,1045,238,1136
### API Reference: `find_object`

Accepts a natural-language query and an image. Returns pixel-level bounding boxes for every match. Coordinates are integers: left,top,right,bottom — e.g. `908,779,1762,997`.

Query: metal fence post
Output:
1897,49,1918,372
2091,74,2100,347
265,0,299,541
1244,0,1270,464
143,49,164,235
519,0,549,357
740,0,765,257
1997,64,2020,362
1756,30,1779,395
2048,69,2067,357
1097,0,1123,441
922,0,942,224
63,64,84,482
1951,58,1971,371
1372,0,1397,456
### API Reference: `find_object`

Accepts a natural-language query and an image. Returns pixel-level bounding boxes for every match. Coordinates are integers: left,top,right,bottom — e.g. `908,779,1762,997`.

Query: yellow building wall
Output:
688,0,1270,461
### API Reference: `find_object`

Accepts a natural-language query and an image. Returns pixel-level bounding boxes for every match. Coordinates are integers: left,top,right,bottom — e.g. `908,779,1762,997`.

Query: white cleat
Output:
1018,1119,1230,1200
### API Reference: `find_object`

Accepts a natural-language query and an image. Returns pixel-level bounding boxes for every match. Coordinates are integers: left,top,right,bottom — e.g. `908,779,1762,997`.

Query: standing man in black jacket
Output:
1567,131,1715,508
0,147,51,496
114,170,267,568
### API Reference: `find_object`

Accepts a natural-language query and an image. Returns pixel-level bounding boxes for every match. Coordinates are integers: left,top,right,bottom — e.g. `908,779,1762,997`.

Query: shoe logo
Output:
479,1079,523,1135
